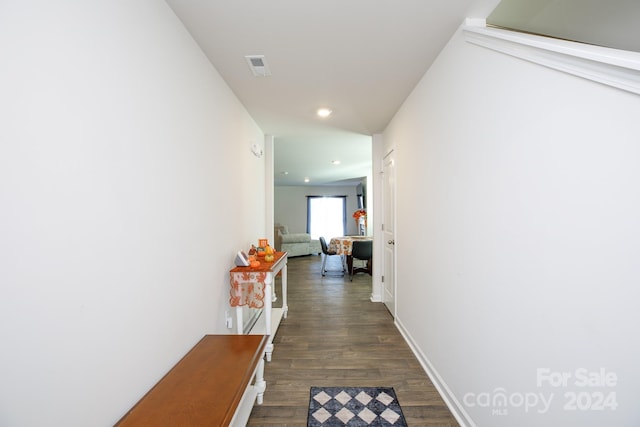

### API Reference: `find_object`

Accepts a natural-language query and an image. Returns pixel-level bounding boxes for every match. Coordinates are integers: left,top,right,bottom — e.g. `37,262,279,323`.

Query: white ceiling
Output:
165,0,500,185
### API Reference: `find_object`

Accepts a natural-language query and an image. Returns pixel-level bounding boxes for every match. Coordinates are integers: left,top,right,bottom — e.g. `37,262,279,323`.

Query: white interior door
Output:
382,150,396,317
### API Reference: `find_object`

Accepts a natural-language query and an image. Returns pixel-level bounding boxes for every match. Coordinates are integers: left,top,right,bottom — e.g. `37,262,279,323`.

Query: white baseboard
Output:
394,317,477,427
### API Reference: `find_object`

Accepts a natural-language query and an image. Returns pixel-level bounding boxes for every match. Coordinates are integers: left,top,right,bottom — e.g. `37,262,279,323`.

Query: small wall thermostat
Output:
250,143,263,158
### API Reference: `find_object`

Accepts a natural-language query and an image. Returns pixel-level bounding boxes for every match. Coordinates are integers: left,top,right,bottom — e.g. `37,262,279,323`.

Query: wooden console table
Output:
229,251,288,361
115,334,268,427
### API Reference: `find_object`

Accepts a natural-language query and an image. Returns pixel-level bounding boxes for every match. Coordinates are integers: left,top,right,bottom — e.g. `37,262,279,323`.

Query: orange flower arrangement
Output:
352,209,367,226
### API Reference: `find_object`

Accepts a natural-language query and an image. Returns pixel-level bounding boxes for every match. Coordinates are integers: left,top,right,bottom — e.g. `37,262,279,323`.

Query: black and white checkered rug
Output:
307,387,408,426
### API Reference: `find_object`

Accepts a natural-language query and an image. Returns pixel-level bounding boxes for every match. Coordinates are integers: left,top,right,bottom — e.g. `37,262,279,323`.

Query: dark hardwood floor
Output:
247,254,459,427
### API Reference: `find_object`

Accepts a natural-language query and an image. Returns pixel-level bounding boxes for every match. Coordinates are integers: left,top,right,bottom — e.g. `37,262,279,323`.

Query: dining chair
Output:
319,236,346,276
350,240,372,281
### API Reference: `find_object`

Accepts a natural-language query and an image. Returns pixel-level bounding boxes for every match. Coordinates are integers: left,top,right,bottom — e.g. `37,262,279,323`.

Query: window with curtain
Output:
307,196,346,240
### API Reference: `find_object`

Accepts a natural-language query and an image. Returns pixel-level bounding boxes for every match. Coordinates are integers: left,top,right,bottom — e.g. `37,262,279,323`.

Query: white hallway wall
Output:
0,1,265,426
384,26,640,427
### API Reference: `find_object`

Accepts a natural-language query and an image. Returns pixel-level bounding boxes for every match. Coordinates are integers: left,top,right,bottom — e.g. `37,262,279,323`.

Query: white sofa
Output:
274,225,321,257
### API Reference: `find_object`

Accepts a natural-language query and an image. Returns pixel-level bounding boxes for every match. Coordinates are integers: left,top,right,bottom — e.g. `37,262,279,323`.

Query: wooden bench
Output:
115,334,268,426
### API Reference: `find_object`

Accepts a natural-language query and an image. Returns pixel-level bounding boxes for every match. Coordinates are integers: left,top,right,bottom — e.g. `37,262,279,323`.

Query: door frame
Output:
381,148,396,317
370,134,385,302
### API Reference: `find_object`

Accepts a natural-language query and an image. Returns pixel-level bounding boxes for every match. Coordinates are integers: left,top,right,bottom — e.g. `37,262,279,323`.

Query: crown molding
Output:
463,20,640,95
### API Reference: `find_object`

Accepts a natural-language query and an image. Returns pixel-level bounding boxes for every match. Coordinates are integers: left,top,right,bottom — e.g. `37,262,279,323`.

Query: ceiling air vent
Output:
245,55,271,77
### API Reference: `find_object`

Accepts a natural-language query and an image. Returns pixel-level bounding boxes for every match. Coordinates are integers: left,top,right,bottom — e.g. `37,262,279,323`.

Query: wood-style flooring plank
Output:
247,255,459,427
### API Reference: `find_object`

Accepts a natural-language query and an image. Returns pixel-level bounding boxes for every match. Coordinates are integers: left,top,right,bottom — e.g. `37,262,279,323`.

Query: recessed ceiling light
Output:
332,160,341,165
304,177,310,183
317,108,332,118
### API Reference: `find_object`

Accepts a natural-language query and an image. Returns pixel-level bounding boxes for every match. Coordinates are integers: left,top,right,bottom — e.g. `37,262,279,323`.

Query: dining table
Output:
328,236,373,276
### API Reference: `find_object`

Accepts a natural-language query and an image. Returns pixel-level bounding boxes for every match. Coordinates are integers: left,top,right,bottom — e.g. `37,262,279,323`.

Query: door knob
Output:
387,240,395,245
